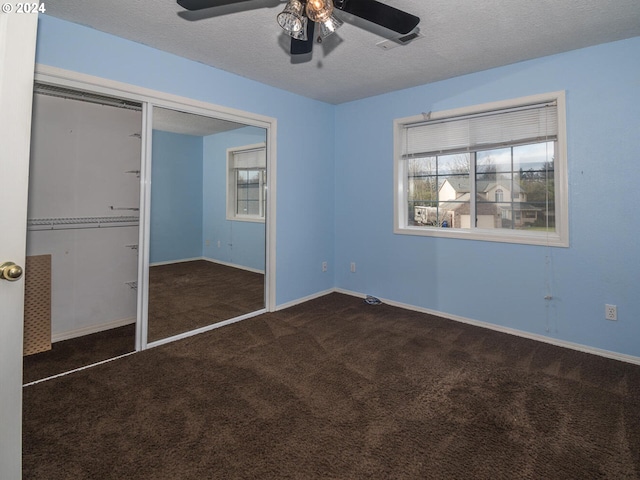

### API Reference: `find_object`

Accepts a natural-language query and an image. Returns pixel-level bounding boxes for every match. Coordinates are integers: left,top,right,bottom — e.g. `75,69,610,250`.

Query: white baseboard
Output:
201,257,264,274
327,288,640,367
275,288,337,311
150,256,264,274
52,316,136,343
149,257,203,267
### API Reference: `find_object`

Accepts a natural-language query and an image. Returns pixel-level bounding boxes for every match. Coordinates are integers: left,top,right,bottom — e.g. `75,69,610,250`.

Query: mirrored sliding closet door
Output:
147,106,267,343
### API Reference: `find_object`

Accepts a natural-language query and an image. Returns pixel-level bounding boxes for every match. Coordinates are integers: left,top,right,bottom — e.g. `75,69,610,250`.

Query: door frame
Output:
32,64,277,351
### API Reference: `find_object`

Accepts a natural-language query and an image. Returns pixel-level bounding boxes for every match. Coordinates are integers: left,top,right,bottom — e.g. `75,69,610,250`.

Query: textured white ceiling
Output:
43,0,640,104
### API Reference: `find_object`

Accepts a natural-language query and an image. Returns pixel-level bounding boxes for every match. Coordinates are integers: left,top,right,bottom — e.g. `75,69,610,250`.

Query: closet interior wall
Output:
26,88,142,343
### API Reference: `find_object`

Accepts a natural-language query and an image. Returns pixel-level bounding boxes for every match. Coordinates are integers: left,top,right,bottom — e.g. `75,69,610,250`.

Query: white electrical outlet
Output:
605,304,617,321
322,261,327,272
350,262,356,273
217,240,221,248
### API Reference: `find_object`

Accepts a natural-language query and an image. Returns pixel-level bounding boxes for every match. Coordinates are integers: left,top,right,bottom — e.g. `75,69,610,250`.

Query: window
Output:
394,92,568,246
227,143,266,222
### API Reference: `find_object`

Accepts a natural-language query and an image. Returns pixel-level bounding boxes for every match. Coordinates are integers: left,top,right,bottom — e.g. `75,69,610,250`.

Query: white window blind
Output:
232,146,266,169
403,102,558,158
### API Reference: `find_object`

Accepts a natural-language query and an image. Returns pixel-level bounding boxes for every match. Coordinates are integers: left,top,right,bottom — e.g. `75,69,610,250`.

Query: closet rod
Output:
27,216,139,231
33,83,143,111
109,206,139,211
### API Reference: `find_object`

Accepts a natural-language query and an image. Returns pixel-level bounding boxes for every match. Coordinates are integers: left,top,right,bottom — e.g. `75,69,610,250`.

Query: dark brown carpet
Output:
22,324,135,384
24,261,264,383
149,260,264,342
23,293,640,479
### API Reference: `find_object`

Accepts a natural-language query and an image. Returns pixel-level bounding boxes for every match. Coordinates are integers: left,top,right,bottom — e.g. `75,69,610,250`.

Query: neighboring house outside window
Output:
227,143,266,222
394,91,568,246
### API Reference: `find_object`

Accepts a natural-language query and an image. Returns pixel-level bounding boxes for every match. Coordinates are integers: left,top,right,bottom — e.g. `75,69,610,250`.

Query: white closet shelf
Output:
27,216,139,231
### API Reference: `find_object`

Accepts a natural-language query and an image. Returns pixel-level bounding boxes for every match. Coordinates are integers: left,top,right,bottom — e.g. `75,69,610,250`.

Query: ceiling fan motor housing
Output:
176,0,420,55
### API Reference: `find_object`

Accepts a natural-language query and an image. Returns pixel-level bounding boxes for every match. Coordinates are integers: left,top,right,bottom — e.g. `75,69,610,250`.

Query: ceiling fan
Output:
176,0,420,56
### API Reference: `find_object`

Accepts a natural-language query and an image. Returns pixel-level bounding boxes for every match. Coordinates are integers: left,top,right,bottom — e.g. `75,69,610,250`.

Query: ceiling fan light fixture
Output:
305,0,333,23
288,16,309,40
277,0,306,35
318,13,343,38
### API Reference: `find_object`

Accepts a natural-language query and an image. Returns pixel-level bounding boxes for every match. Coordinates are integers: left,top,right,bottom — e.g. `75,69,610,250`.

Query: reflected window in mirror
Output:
236,169,266,218
227,143,266,222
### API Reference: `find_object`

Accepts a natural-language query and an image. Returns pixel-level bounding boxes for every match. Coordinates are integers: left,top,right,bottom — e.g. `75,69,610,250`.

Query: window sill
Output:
394,225,568,247
226,215,265,224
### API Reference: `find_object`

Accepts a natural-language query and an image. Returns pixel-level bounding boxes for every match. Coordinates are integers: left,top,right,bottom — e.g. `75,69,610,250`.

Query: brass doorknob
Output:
0,262,24,281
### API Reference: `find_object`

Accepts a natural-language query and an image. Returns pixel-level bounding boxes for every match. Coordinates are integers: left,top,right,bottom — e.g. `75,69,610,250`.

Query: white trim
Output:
149,257,204,267
226,215,265,224
275,288,337,311
554,91,569,247
202,257,265,274
266,123,277,312
334,288,640,366
23,351,137,387
138,101,152,351
33,65,277,346
52,317,136,343
146,308,267,349
34,65,275,129
393,91,569,248
394,224,568,247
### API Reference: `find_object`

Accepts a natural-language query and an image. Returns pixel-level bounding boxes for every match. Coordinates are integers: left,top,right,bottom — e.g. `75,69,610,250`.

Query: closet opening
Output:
23,70,277,383
23,83,143,384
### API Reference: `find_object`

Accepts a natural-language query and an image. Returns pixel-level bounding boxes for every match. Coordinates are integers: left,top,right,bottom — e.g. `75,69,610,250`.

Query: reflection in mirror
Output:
148,107,266,343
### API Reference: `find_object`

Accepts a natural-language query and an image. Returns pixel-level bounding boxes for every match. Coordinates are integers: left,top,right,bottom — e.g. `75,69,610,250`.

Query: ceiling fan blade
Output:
334,0,420,34
177,0,252,11
291,21,315,55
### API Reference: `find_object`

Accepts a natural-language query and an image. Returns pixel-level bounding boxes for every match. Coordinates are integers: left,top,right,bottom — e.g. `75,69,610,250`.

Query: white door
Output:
0,8,38,479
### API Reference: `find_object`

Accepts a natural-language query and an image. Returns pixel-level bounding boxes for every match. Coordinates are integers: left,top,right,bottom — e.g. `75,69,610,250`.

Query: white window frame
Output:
226,143,267,223
393,91,568,247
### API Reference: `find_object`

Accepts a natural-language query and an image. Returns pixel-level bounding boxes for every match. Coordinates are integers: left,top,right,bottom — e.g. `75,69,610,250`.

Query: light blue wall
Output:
334,36,640,357
34,14,640,358
35,14,336,305
203,126,266,271
150,130,203,264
